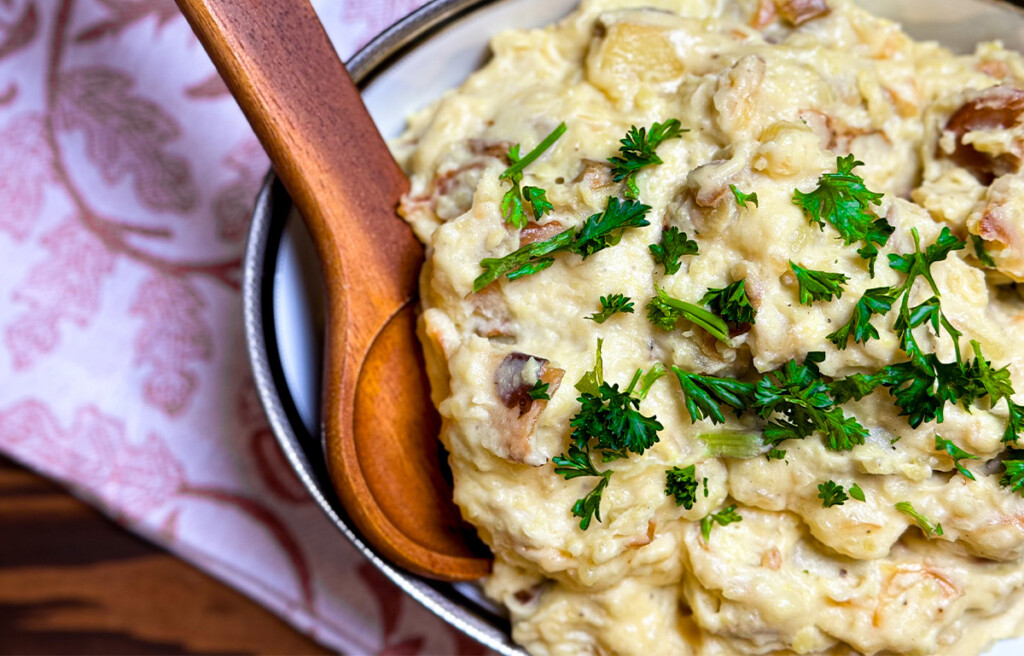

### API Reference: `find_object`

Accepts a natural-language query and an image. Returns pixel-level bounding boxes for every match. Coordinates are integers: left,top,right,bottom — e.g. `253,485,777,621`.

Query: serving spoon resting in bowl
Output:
174,0,491,581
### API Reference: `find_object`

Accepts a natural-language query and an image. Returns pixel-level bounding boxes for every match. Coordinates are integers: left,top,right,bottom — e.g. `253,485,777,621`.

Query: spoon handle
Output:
176,0,422,313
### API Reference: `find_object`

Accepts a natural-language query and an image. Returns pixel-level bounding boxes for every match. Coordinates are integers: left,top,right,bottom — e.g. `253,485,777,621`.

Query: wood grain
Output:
0,456,331,655
174,0,490,580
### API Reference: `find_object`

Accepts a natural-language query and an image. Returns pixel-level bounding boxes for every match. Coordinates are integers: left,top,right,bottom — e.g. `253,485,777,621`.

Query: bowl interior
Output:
250,0,1024,654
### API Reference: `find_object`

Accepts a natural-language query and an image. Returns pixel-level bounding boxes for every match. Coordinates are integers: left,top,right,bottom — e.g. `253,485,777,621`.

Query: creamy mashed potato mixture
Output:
393,0,1024,653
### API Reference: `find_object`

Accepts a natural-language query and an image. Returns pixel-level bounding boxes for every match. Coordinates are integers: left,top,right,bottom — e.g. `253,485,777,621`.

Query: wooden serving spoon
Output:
175,0,491,580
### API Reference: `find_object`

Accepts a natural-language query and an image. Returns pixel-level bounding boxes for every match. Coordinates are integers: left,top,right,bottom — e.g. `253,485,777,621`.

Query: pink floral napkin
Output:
0,0,486,653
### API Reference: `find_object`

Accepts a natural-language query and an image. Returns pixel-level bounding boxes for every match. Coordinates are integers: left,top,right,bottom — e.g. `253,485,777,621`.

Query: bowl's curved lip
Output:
241,0,524,653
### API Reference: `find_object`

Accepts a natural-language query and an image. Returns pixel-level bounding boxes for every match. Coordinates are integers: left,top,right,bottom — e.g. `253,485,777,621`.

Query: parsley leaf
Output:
499,122,566,228
575,339,604,396
827,286,898,349
972,234,996,267
1000,455,1024,495
474,196,650,291
671,367,756,424
646,288,733,344
702,279,756,326
649,226,698,275
818,480,848,508
790,261,849,305
569,374,664,458
588,294,634,323
1005,401,1024,444
848,483,866,502
665,464,698,509
523,186,553,219
793,155,893,274
609,119,686,199
571,475,610,530
730,184,758,208
701,505,742,541
528,380,551,401
895,501,943,538
934,435,978,480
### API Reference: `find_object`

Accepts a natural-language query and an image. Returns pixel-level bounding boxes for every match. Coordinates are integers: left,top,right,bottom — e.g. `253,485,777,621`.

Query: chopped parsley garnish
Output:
730,184,758,208
1000,455,1024,495
972,234,996,267
817,480,848,508
934,435,978,480
848,483,865,502
556,346,665,530
895,501,943,538
609,119,686,199
793,154,893,274
701,504,742,541
671,368,755,425
665,464,698,509
647,288,732,344
649,226,698,275
588,294,634,323
499,122,566,228
755,354,868,452
790,261,848,305
702,279,756,326
474,196,651,291
826,287,897,348
528,380,551,401
1005,401,1024,444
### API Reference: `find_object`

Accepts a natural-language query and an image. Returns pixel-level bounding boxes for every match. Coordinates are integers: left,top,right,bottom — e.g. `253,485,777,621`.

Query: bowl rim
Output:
242,0,1024,653
241,0,527,653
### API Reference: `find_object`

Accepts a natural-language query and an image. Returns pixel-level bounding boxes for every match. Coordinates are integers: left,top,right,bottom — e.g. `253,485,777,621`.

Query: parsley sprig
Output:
554,343,666,529
794,155,893,274
587,294,634,323
701,505,742,541
730,184,758,208
895,501,943,538
609,119,686,199
702,279,756,326
934,436,979,480
817,480,848,508
499,122,566,228
649,226,698,275
647,288,733,344
665,465,698,509
474,197,651,291
790,261,848,305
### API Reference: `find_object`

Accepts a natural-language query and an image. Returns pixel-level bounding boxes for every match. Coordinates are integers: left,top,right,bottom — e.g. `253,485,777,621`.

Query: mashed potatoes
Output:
394,0,1024,653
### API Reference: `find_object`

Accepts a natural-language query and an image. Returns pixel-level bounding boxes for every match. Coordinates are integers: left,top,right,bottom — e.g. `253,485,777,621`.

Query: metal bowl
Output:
243,1,1024,653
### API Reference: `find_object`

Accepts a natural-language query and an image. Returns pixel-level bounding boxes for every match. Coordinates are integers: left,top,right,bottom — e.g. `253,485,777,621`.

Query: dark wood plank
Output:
0,455,333,655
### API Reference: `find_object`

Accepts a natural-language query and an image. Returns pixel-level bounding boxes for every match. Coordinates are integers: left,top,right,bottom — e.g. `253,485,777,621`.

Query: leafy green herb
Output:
895,501,943,537
755,355,868,452
817,480,848,508
1000,456,1024,495
827,287,898,349
671,368,755,425
730,184,758,208
1005,401,1024,444
571,475,610,530
790,261,849,305
552,445,611,531
767,448,787,460
528,380,551,401
702,279,756,326
701,505,742,541
635,363,667,401
649,227,698,275
523,186,553,220
609,119,686,199
699,432,765,459
569,369,665,458
972,234,996,267
499,122,566,228
849,483,865,502
793,155,893,274
576,339,604,396
588,294,634,323
934,436,978,480
646,288,733,344
474,197,651,291
665,465,698,509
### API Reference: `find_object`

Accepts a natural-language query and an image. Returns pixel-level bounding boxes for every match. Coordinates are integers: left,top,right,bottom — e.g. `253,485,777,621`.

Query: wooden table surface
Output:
0,455,332,655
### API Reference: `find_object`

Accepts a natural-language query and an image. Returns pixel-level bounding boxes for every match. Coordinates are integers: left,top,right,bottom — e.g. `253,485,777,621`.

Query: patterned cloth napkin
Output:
0,0,486,653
